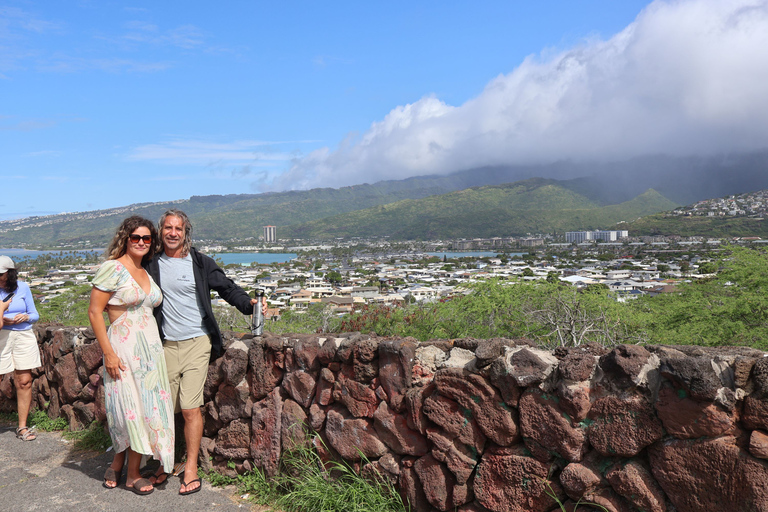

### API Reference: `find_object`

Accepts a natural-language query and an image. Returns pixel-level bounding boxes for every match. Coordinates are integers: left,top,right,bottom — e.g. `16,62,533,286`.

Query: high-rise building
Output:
263,225,276,243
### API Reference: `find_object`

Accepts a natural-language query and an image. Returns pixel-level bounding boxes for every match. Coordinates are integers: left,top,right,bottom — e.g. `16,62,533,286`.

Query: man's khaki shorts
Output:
163,334,211,412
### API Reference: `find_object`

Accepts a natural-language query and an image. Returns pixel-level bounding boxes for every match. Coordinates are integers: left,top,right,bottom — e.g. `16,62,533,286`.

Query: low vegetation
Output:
204,439,406,512
267,247,768,350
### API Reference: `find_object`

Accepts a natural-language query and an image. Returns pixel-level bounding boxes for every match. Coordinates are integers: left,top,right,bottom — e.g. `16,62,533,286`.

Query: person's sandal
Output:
125,477,154,495
103,467,122,489
15,426,36,441
142,469,169,487
179,475,202,495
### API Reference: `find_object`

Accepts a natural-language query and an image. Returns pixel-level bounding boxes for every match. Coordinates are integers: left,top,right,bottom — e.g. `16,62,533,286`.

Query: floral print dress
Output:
92,259,174,472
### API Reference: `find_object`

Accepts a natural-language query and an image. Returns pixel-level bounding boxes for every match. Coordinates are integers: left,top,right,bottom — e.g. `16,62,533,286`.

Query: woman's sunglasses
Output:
129,234,153,244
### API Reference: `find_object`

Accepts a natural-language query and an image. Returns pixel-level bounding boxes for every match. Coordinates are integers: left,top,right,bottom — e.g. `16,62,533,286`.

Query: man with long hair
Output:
145,209,264,495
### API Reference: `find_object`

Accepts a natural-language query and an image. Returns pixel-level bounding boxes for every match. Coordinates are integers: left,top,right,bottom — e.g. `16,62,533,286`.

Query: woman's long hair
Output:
105,216,158,265
157,209,192,257
1,268,18,293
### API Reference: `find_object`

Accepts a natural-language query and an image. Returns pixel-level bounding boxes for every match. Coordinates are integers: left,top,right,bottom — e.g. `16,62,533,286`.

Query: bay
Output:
211,252,298,265
0,248,102,259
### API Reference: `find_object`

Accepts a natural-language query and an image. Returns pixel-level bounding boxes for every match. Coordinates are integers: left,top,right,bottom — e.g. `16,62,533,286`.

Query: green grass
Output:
63,421,113,451
204,438,407,512
30,409,68,431
1,410,110,451
541,476,609,512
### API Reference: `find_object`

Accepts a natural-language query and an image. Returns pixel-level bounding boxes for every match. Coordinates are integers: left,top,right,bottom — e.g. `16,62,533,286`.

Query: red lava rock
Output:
373,400,428,456
248,338,284,400
399,464,433,512
221,339,249,387
74,341,103,383
405,382,434,434
293,338,321,371
413,453,473,511
93,381,106,422
281,398,309,450
558,352,598,381
659,356,723,401
378,339,417,412
743,396,768,431
733,356,758,388
655,384,736,439
325,405,387,460
78,381,97,402
519,388,588,462
486,357,522,408
749,429,768,459
556,381,592,422
506,347,558,387
250,388,282,477
214,418,251,459
204,357,224,402
52,352,83,403
434,368,518,446
315,368,335,406
474,445,561,512
587,396,663,457
0,373,13,399
649,434,768,512
72,400,96,425
599,345,652,389
605,460,667,512
333,377,378,418
426,427,480,485
215,377,251,423
560,462,603,500
281,370,317,409
309,403,327,431
423,393,486,455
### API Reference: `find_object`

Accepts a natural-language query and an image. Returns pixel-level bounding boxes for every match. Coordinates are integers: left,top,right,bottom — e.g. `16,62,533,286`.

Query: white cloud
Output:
127,138,303,166
121,22,206,49
275,0,768,191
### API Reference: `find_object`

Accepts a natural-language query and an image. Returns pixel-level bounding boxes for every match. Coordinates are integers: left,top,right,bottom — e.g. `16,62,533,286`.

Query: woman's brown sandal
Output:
103,467,122,489
15,426,36,441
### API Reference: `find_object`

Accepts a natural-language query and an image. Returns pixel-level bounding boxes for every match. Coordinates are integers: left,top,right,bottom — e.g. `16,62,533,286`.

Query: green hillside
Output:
615,213,768,238
281,181,678,239
0,176,678,246
0,178,467,246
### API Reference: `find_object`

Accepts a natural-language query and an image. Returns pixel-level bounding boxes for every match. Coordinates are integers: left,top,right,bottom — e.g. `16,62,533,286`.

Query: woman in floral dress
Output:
88,216,174,495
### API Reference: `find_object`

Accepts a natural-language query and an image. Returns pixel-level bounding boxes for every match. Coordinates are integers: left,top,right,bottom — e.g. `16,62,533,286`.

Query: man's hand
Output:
250,296,268,316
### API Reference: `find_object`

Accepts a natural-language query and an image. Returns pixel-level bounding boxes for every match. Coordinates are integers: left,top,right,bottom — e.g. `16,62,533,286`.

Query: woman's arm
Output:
88,288,126,380
8,284,39,325
0,299,7,328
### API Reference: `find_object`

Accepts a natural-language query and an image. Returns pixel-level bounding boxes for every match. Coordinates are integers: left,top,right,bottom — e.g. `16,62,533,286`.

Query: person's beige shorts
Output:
163,334,211,412
0,329,41,374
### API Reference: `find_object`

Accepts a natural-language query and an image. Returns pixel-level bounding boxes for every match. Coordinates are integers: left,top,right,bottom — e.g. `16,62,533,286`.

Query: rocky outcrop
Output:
4,324,768,512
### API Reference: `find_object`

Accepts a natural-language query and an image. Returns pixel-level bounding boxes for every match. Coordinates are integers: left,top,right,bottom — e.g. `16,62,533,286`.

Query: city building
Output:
263,225,277,243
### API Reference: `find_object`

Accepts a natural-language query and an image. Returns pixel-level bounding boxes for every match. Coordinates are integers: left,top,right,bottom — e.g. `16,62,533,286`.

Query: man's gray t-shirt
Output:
158,253,208,341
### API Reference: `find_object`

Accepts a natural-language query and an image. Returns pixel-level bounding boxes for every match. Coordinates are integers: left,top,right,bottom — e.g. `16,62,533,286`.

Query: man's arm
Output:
205,261,254,315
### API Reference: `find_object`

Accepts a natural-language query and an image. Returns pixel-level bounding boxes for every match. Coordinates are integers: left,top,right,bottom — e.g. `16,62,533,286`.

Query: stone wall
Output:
3,324,768,512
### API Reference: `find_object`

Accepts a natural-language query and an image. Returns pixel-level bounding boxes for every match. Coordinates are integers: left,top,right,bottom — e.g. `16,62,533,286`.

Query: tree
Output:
326,270,343,285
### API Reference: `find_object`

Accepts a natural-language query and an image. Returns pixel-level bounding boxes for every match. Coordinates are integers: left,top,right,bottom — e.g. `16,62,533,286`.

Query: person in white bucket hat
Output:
0,255,41,441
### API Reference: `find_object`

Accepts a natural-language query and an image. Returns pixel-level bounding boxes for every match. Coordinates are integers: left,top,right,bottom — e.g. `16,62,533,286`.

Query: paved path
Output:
0,424,264,512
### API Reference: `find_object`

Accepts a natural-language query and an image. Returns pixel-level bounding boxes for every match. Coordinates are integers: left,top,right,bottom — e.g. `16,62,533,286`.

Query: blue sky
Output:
2,0,767,220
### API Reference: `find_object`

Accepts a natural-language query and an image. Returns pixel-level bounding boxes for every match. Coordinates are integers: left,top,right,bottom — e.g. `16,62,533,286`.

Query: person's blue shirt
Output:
1,281,39,331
